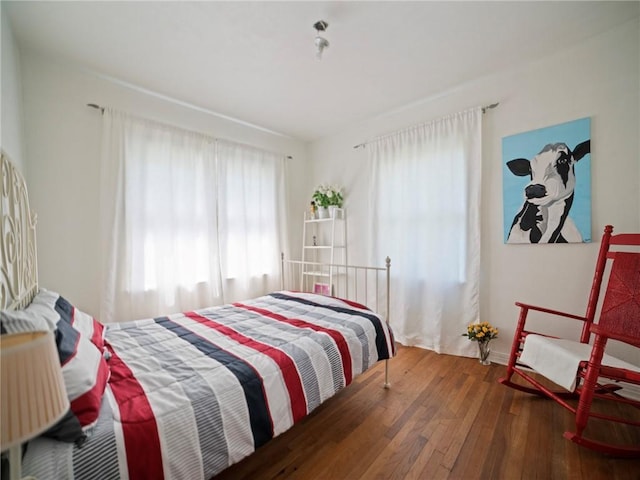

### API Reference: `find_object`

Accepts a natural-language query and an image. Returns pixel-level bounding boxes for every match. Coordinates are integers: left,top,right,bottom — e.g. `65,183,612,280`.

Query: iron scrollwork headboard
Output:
1,151,38,310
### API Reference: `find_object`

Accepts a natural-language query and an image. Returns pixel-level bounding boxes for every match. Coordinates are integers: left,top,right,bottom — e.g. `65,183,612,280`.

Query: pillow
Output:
0,294,58,333
41,409,87,447
37,289,106,353
1,291,109,444
55,319,110,429
2,288,106,352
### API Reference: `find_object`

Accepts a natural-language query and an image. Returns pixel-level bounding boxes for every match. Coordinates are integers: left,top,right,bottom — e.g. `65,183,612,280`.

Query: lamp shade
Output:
1,330,69,449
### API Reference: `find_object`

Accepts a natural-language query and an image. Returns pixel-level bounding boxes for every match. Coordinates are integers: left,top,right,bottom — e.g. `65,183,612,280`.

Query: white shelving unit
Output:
300,208,347,294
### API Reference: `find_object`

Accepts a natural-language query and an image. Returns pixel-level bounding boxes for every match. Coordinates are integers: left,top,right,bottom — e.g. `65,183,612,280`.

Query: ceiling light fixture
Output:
313,20,329,60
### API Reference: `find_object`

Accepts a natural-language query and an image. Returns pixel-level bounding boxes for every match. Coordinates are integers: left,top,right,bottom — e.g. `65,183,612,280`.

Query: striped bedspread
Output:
23,291,394,480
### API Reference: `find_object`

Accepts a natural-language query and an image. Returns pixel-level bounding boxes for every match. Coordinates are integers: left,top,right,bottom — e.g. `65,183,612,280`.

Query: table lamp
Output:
1,330,69,480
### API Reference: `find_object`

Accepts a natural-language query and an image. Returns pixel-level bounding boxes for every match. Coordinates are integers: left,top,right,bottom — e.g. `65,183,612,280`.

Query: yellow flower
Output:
463,321,498,341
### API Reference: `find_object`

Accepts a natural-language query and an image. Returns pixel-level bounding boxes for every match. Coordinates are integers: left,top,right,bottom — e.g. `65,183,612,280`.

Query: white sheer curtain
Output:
368,108,482,356
100,109,286,323
216,140,287,302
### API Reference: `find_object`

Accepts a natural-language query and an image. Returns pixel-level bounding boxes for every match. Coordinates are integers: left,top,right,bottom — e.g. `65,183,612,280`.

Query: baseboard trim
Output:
490,351,510,366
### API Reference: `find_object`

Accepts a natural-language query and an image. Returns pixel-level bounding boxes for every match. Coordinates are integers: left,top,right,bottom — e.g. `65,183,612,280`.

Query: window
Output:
367,108,482,354
101,110,286,321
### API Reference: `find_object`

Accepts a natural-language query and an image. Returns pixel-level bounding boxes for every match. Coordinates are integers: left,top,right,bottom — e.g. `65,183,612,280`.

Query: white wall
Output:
1,5,25,171
14,17,640,366
19,49,308,315
307,19,640,364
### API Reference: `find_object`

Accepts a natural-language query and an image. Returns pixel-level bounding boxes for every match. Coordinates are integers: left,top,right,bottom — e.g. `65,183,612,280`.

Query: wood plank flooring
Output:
214,346,640,480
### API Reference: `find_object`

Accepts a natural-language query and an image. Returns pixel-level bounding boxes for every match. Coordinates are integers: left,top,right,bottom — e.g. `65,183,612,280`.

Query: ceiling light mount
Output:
313,20,329,60
313,20,328,32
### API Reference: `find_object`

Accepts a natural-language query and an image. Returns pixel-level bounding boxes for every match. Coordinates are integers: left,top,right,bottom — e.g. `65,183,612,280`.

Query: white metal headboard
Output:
1,151,38,310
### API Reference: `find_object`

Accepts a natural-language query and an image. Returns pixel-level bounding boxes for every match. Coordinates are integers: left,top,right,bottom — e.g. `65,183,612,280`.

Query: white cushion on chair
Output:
519,334,640,391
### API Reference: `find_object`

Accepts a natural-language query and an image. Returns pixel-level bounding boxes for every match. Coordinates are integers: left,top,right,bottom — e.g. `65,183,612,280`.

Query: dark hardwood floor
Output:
214,346,640,480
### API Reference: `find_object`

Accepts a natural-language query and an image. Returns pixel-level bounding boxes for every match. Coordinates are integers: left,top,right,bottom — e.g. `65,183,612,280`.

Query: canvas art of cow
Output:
506,140,590,243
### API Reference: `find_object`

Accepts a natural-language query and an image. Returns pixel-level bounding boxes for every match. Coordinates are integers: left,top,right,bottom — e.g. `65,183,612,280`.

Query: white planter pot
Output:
318,207,329,219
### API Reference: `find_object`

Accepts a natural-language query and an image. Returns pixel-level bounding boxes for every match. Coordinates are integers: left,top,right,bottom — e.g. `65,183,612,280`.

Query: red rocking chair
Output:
499,225,640,457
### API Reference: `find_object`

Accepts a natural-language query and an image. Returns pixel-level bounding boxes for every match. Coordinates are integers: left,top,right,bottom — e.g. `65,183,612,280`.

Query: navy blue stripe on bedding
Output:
197,306,324,411
153,316,274,449
55,319,80,366
54,295,73,323
268,292,391,360
54,296,83,365
122,322,230,474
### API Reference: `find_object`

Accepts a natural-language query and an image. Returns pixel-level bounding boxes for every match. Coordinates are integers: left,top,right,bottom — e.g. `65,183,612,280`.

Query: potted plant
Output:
312,184,344,218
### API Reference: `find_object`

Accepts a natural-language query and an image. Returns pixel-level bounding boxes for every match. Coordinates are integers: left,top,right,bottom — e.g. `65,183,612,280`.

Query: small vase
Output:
318,207,329,219
477,341,491,365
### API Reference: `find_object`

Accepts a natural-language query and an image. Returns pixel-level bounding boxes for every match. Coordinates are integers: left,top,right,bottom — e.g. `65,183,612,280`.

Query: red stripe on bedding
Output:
332,297,371,311
106,344,164,480
93,321,105,349
233,303,353,386
185,311,308,423
90,319,105,350
71,356,110,426
72,307,106,351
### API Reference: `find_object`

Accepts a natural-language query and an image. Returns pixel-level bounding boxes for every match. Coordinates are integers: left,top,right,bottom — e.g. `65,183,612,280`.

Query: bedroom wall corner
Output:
1,6,26,173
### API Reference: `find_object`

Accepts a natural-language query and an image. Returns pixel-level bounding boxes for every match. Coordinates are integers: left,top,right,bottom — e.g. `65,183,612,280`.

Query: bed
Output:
0,152,394,479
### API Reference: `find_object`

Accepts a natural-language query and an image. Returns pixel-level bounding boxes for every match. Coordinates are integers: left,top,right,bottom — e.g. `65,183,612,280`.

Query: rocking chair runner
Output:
499,225,640,457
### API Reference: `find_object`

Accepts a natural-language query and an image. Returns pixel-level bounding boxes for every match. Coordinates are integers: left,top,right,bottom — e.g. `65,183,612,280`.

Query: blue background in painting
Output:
502,117,591,243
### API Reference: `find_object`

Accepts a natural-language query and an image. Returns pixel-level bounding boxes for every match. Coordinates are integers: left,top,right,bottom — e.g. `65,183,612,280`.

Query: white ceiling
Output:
5,1,639,142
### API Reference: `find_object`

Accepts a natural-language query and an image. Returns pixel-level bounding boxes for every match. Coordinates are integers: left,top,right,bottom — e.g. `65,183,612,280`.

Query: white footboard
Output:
280,254,392,387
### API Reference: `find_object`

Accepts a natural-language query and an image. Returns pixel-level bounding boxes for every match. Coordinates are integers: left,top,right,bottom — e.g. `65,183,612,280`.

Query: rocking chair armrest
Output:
591,324,640,347
514,302,587,322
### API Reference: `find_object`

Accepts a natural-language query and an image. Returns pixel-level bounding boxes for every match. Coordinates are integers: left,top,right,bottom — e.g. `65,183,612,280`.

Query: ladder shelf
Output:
300,208,347,293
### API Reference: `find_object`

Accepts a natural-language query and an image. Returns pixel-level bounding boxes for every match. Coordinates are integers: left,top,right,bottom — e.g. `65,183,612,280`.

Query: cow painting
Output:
506,140,590,243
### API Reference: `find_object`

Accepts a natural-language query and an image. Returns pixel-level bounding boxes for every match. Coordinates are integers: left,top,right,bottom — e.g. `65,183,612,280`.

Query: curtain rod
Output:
352,102,499,149
86,103,293,159
87,103,104,113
